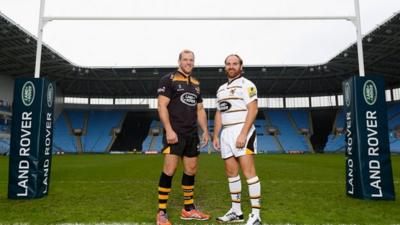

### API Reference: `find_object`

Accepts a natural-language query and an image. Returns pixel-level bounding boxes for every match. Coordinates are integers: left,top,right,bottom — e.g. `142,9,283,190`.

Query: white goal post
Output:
34,0,365,78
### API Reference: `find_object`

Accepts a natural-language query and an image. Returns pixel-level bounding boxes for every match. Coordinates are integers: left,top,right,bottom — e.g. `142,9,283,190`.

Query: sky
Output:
1,0,400,67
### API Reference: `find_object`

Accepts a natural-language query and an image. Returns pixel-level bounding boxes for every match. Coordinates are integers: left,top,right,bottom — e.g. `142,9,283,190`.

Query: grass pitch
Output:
0,154,399,225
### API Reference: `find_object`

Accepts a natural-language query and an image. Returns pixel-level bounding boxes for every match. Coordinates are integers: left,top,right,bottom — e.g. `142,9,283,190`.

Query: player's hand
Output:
213,136,221,151
166,130,178,144
200,132,209,148
236,133,247,149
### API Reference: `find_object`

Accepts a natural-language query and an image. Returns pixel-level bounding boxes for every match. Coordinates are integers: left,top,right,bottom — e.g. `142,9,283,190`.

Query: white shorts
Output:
220,124,257,159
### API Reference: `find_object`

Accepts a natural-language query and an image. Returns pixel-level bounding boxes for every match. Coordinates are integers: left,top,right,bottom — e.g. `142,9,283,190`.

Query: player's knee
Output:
163,165,177,176
184,165,197,175
243,171,257,179
225,168,238,177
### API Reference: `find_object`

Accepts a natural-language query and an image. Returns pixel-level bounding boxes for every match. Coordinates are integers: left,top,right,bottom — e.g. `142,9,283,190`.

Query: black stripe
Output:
159,199,168,203
246,130,256,151
248,180,260,185
229,179,240,183
159,191,170,195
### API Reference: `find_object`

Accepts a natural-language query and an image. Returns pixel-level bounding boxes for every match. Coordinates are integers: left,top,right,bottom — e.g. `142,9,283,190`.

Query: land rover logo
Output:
21,81,35,107
344,82,351,107
219,101,231,112
47,83,54,108
363,80,377,105
180,92,197,106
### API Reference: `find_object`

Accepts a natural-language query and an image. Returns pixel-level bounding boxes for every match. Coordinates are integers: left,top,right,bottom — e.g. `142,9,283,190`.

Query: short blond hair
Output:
179,49,195,60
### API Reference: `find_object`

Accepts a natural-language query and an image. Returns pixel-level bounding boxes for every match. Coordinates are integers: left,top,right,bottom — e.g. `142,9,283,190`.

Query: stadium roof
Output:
0,11,399,98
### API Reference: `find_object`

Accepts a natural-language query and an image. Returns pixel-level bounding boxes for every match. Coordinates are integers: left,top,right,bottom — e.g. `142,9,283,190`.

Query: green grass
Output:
0,154,399,224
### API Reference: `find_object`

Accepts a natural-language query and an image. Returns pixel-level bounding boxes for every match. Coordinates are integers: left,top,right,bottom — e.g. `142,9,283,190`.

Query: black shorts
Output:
161,133,200,157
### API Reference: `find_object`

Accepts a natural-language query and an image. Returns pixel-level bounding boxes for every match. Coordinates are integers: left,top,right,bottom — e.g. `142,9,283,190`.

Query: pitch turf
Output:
0,154,399,225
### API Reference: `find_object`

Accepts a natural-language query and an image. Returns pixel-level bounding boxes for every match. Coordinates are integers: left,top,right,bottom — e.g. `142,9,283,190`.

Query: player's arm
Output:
197,102,209,147
158,95,178,144
236,81,258,148
240,100,258,136
213,110,222,150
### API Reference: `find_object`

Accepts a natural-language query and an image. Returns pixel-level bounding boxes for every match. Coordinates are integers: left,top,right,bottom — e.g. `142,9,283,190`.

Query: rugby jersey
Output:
157,71,202,135
216,76,257,126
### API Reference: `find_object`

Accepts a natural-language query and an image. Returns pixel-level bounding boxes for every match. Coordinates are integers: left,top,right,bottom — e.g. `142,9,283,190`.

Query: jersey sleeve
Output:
244,80,258,104
157,75,173,98
197,91,203,104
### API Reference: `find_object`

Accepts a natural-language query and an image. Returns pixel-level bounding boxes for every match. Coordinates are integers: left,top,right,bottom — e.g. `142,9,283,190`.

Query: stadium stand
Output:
265,110,310,153
324,109,345,152
67,110,86,130
53,112,77,153
82,111,125,153
0,138,10,155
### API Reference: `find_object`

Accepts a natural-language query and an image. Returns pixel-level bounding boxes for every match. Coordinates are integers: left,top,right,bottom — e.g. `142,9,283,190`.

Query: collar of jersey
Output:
176,70,191,78
227,75,242,85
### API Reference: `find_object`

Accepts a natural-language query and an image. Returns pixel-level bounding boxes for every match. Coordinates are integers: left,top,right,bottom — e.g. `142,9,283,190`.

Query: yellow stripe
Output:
250,195,261,199
159,203,167,209
184,199,194,204
227,86,242,89
222,121,245,127
252,205,261,209
224,109,247,114
190,78,199,85
217,97,244,102
184,192,194,197
162,146,170,154
159,194,169,200
232,199,241,203
173,77,188,82
158,187,171,192
245,148,254,155
230,191,241,194
182,185,194,190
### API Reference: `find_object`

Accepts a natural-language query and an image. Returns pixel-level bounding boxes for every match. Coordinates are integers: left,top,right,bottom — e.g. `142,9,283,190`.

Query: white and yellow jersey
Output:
216,76,257,126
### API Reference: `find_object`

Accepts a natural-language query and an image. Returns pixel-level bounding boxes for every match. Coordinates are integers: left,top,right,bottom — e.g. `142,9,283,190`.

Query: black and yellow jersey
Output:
157,71,202,135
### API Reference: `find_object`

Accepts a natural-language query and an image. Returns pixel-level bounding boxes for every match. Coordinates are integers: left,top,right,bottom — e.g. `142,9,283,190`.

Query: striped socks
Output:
158,172,172,213
247,176,261,217
182,173,195,211
228,175,242,214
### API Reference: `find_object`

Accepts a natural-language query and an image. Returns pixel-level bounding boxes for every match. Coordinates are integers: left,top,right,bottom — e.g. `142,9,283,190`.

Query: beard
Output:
226,68,241,78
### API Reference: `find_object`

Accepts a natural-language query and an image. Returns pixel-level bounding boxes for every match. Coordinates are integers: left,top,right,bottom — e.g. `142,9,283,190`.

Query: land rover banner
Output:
343,76,395,200
8,78,55,199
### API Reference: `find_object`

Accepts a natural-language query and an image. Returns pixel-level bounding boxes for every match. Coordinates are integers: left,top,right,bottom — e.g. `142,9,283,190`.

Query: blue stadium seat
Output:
324,134,345,152
82,111,124,153
290,110,310,129
0,138,10,155
387,103,400,119
67,110,86,129
257,135,281,153
53,113,77,152
266,110,310,152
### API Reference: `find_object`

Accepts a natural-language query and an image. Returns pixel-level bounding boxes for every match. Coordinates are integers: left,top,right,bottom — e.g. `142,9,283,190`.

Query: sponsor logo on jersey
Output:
248,87,256,98
219,101,232,112
180,92,197,106
157,86,166,93
177,84,184,91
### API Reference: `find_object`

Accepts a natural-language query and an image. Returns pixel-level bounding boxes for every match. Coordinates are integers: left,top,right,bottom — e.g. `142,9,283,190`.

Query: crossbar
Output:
43,16,356,22
34,0,365,78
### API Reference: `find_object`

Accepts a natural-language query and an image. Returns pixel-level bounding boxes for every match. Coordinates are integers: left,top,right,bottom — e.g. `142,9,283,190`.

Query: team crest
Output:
248,87,257,97
230,89,235,96
195,87,200,94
